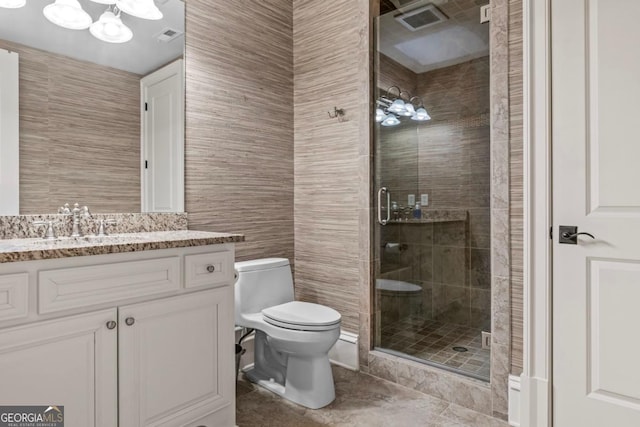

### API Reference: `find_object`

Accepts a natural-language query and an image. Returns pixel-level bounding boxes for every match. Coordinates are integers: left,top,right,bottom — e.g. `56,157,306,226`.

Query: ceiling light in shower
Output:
381,114,401,127
376,86,432,125
0,0,26,9
412,107,431,121
387,98,407,115
116,0,162,20
89,0,116,4
90,9,133,43
43,0,92,30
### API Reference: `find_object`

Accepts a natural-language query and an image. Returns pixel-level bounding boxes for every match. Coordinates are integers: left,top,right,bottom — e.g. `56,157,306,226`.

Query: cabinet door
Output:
0,309,118,427
118,288,235,427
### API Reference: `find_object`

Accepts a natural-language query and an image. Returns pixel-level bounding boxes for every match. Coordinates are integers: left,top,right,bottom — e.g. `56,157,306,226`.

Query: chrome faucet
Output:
58,203,92,237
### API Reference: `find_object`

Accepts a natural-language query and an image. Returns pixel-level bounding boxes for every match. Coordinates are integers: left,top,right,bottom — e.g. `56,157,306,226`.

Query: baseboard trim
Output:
329,330,359,371
509,374,522,426
520,375,551,427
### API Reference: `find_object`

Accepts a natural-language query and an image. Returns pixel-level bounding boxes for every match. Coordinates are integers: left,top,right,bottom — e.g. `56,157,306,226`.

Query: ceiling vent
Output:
394,4,448,32
155,28,183,43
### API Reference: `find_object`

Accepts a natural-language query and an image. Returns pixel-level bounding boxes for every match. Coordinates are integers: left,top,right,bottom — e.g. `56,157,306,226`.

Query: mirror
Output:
0,0,185,214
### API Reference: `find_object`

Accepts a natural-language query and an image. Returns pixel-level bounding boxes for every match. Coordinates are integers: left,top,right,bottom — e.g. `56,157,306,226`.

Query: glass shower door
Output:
373,1,492,381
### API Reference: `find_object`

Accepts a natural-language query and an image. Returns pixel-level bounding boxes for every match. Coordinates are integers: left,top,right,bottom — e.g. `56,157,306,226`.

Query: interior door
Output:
141,58,184,213
552,0,640,425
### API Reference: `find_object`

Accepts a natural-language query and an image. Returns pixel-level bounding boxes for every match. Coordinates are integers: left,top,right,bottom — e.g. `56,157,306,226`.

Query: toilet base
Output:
245,353,336,409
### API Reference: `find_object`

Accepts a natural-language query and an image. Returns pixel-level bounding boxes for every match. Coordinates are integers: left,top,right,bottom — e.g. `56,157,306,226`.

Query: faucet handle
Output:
58,203,71,215
96,219,117,237
33,220,61,240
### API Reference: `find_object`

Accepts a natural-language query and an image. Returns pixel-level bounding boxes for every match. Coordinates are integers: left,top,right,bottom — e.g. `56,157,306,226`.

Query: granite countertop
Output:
0,230,245,263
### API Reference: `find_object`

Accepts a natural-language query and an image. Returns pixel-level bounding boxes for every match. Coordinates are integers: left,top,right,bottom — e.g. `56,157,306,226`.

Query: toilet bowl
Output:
234,258,341,409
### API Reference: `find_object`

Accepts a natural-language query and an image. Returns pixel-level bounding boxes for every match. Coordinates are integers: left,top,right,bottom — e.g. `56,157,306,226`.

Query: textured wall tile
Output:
293,0,370,334
185,1,294,262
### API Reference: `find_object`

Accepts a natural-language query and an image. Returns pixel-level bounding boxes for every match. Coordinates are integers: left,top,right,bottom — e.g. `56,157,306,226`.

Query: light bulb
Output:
412,107,431,121
381,114,400,127
43,0,92,30
90,10,133,43
116,0,162,20
387,98,406,114
375,108,386,123
0,0,26,9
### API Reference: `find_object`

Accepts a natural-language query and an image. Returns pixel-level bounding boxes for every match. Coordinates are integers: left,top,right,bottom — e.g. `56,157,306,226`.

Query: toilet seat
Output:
262,301,341,332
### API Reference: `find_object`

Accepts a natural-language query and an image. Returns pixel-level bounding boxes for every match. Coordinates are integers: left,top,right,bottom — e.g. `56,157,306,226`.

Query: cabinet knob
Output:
206,264,215,273
125,317,135,326
106,320,117,330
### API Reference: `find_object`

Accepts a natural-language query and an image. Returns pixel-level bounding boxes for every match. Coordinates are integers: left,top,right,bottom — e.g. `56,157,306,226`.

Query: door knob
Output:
559,226,595,244
125,317,135,326
206,264,215,273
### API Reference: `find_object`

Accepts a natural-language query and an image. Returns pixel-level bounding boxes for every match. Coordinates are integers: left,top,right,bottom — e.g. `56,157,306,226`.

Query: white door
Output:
552,0,640,425
0,48,19,215
118,289,235,427
141,59,184,213
0,309,118,427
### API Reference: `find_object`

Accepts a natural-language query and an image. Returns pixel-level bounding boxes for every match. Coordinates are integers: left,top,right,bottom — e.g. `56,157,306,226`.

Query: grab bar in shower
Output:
377,187,390,225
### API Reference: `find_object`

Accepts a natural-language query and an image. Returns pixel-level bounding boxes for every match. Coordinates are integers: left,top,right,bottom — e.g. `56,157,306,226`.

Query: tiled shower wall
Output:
0,39,141,214
185,1,294,262
376,56,491,330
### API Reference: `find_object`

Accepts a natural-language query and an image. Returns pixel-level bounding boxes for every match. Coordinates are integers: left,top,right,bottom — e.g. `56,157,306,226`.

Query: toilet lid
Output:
262,301,341,331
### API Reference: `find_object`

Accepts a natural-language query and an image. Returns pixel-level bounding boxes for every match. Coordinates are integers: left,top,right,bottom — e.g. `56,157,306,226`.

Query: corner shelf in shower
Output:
386,209,467,224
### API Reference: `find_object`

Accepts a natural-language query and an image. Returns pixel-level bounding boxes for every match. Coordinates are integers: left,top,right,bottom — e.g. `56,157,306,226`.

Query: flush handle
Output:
559,226,595,245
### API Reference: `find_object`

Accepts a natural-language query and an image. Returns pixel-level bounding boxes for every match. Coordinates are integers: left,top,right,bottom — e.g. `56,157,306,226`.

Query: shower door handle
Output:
377,187,390,225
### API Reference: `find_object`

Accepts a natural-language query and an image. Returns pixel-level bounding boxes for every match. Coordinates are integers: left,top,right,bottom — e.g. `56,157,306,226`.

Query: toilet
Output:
234,258,342,409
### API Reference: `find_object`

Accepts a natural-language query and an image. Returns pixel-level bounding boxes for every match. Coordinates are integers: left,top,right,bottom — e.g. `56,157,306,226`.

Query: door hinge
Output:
550,226,553,240
481,331,491,349
144,102,148,111
145,160,148,169
480,4,491,23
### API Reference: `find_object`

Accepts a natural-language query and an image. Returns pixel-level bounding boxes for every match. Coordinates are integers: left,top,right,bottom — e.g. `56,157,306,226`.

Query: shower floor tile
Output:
378,317,491,381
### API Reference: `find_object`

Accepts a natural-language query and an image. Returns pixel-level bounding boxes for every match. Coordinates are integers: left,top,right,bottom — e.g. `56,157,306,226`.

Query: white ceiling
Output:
0,0,184,75
378,0,489,74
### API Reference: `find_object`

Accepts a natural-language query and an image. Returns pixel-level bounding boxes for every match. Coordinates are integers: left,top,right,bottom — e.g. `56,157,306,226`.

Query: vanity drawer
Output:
184,251,234,288
38,257,181,314
0,273,29,322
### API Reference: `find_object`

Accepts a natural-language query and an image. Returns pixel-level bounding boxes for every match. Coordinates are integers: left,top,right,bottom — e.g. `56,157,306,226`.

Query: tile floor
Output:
378,317,491,380
236,366,508,427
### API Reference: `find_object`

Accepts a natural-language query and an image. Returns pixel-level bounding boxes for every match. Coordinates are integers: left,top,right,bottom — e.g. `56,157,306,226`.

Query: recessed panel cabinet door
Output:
0,309,118,427
118,289,235,427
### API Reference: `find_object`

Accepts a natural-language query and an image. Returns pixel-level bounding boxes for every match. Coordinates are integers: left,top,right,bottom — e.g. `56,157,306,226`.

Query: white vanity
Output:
0,229,243,427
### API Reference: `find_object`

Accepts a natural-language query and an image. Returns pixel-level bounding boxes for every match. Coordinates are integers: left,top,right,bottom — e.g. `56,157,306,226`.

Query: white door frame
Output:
521,0,552,425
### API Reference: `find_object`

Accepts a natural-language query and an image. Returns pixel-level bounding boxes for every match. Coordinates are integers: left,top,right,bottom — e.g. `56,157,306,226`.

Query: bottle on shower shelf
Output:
413,202,422,220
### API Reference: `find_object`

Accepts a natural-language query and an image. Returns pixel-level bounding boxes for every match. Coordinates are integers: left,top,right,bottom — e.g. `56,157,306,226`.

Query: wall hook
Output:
328,107,346,120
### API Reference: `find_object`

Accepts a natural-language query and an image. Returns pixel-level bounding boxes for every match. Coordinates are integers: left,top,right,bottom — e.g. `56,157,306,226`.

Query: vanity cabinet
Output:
0,244,236,427
0,309,118,427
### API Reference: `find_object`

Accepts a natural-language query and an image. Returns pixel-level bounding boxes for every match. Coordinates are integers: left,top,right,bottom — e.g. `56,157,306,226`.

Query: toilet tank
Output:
234,258,295,323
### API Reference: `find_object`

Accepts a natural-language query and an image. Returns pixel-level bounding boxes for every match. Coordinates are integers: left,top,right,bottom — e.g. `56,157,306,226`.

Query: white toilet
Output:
234,258,341,409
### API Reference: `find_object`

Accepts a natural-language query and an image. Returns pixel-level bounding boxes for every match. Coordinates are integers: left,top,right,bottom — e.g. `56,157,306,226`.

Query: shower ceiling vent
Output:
394,4,448,32
155,28,183,43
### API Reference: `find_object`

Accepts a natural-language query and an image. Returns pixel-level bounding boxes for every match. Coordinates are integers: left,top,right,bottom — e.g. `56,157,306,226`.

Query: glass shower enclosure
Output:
373,0,492,381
